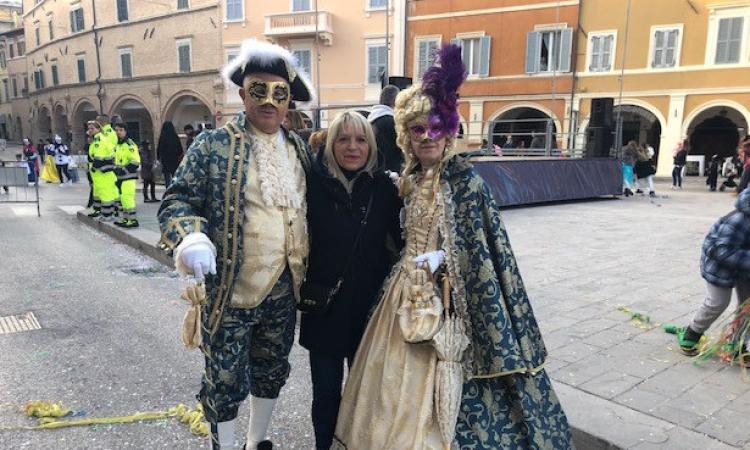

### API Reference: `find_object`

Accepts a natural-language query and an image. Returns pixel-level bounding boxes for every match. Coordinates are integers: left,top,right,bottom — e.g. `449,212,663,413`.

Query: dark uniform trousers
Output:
200,267,297,424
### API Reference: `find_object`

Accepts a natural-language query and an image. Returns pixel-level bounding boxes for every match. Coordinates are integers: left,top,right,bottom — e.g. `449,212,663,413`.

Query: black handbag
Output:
298,192,374,314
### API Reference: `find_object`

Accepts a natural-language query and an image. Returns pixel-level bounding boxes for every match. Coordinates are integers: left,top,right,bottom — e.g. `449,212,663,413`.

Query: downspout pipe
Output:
92,0,104,113
568,0,582,152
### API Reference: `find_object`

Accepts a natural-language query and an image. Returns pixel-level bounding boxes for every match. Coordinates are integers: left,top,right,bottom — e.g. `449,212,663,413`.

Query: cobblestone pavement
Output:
1,175,749,449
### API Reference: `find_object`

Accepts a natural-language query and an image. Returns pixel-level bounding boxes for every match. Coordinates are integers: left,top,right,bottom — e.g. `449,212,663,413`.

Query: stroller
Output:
719,157,740,191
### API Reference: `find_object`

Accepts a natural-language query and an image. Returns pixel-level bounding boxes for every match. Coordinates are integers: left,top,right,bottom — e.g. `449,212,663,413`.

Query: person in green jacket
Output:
113,120,141,228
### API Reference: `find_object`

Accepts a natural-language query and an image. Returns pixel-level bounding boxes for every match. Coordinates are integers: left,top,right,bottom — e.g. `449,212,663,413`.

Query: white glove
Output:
180,243,216,280
413,250,445,274
385,170,400,186
174,232,217,280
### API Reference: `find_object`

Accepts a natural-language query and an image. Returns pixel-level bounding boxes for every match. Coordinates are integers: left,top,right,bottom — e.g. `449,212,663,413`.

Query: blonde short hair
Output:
323,110,378,192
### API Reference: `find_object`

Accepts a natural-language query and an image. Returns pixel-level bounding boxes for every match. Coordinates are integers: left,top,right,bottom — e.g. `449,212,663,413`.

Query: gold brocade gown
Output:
332,169,445,450
40,154,60,183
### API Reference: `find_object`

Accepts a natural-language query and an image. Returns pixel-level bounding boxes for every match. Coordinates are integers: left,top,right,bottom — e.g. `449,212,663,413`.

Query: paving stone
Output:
638,367,709,399
630,426,737,450
666,384,737,417
549,353,614,387
725,390,750,413
550,340,602,364
579,371,643,400
696,407,750,446
699,366,750,396
614,387,670,414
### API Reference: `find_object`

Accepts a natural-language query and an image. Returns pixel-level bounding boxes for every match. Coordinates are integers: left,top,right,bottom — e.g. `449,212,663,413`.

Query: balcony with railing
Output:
264,11,333,46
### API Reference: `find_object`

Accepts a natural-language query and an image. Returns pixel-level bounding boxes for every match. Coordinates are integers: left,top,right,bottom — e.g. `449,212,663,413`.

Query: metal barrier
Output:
0,161,40,217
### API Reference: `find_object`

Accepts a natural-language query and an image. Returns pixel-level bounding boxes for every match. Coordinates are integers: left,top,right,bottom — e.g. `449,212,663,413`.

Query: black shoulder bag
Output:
298,192,375,314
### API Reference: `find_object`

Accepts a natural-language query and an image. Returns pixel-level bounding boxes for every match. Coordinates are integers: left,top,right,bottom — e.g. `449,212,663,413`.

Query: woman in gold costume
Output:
332,45,573,450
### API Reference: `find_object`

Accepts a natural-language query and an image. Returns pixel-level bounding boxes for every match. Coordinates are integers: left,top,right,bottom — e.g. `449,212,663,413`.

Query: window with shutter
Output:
177,0,189,9
528,29,572,73
651,27,680,68
369,0,387,9
120,50,133,78
178,42,191,73
77,57,86,83
71,9,85,32
715,17,743,64
293,0,311,12
51,65,59,86
35,28,40,47
48,20,54,40
416,39,439,79
12,78,17,98
367,45,387,84
117,0,129,22
292,49,312,77
225,0,243,21
459,38,482,76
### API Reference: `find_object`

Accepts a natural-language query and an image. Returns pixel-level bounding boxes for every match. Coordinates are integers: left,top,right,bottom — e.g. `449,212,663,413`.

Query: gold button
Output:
227,233,233,239
229,206,235,212
231,179,238,185
226,259,232,264
234,154,240,160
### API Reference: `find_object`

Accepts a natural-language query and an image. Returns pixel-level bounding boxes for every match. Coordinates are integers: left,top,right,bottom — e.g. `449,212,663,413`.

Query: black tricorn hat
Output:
223,39,315,103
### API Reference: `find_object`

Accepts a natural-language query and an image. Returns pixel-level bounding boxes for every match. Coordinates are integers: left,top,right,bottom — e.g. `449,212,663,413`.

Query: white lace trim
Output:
250,131,302,209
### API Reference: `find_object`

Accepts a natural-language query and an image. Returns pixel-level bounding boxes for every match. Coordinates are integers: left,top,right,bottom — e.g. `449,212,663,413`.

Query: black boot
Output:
244,440,273,450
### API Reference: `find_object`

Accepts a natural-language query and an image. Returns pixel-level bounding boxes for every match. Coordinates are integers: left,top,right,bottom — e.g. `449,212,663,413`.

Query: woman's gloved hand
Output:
413,250,445,274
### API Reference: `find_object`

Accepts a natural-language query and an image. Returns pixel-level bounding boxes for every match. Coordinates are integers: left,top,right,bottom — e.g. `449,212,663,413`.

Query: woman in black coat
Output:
300,110,402,450
156,121,183,189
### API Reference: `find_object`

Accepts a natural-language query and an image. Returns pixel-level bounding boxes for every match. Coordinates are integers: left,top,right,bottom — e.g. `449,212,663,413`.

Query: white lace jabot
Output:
248,125,302,209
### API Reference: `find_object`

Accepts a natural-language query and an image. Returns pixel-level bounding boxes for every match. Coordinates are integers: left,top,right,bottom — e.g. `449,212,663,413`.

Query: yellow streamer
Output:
0,401,208,436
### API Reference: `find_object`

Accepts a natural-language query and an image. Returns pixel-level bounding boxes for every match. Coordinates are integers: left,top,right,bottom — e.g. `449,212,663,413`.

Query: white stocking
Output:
245,397,277,447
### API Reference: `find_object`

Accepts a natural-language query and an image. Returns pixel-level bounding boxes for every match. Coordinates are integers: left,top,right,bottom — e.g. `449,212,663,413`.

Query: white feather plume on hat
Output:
222,39,316,106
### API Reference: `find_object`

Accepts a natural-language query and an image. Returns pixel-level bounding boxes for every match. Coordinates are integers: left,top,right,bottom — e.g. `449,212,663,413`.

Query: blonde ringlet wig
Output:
323,110,379,193
394,85,457,196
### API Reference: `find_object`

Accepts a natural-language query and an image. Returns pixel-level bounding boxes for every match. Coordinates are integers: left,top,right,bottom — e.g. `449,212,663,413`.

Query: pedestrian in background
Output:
156,121,183,189
40,138,61,184
706,154,720,192
139,140,157,203
622,140,638,197
52,135,71,184
22,138,39,183
284,108,310,143
635,144,657,197
368,84,402,174
301,111,402,450
113,120,141,228
672,139,688,189
674,188,750,365
738,138,750,194
183,124,195,153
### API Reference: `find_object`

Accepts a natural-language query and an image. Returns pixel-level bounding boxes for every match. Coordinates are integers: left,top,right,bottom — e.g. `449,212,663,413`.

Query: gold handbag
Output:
397,266,444,343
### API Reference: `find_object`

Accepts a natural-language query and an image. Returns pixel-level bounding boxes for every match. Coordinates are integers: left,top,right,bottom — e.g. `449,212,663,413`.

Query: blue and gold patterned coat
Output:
436,156,572,448
436,155,547,378
158,113,311,335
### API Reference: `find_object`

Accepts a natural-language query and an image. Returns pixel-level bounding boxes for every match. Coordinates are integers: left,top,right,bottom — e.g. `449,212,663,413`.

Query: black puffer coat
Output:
300,155,403,358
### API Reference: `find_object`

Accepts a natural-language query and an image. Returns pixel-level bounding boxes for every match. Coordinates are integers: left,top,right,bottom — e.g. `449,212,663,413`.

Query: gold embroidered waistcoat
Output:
230,130,308,309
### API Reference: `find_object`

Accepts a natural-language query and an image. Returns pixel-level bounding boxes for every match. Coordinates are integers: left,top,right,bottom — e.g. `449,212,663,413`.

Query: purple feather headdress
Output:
420,44,467,139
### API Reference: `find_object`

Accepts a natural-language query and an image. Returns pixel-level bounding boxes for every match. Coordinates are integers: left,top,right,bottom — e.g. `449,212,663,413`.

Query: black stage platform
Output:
469,156,623,208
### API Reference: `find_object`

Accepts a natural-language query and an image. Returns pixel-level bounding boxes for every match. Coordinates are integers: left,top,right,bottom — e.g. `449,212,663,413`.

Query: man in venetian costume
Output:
158,39,313,450
332,44,573,450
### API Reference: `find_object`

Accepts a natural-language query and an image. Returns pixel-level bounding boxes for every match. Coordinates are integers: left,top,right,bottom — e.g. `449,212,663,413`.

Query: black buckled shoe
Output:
245,441,273,450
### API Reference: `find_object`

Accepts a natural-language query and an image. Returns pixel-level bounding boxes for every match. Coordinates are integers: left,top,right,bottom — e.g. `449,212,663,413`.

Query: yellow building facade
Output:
220,0,406,126
575,0,750,176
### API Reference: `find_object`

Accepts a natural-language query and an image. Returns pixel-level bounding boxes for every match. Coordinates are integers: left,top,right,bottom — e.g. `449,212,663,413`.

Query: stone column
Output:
656,94,685,177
